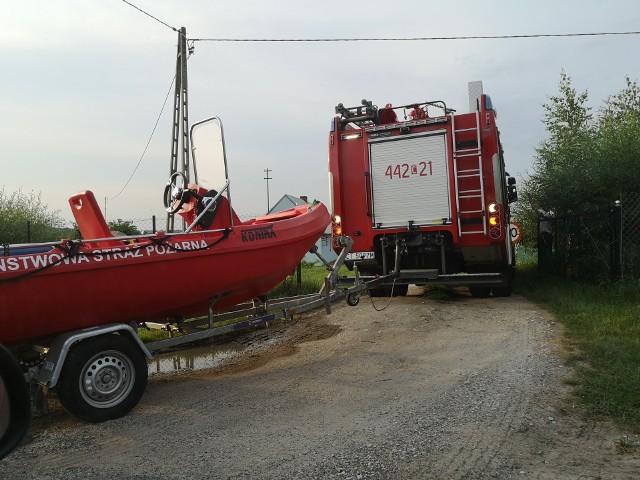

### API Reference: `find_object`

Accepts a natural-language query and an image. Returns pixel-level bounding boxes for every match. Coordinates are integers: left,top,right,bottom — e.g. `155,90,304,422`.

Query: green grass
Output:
514,255,640,432
269,262,350,298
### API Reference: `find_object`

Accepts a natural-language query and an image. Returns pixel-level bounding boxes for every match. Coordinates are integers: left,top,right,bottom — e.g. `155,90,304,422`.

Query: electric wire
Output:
109,75,176,201
119,1,639,43
190,31,640,43
121,0,177,32
111,42,195,202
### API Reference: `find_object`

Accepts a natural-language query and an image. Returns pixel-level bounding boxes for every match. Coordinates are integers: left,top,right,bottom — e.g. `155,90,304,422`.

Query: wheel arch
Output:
35,323,152,389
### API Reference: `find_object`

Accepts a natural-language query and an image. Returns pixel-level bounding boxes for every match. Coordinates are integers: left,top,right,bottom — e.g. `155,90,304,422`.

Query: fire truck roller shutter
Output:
368,132,452,229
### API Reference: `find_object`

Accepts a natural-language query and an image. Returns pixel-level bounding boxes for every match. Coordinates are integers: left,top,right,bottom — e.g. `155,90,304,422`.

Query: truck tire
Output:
491,286,512,297
56,334,148,423
469,286,491,298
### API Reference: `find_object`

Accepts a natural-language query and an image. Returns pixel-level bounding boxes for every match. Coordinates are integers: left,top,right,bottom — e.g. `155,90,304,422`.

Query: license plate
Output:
346,251,375,261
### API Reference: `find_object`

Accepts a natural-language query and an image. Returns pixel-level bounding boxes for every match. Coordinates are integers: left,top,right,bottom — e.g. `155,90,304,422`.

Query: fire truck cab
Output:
328,82,517,297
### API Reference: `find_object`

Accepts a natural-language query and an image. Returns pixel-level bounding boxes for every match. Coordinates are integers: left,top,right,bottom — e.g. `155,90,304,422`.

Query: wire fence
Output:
538,192,640,281
1,212,269,245
621,192,640,278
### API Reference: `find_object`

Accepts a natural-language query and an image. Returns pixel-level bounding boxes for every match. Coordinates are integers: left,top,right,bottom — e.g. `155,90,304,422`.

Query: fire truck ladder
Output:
451,110,486,236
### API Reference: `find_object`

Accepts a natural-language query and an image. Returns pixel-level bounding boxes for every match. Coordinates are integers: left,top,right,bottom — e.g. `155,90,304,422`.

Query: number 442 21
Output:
385,161,433,179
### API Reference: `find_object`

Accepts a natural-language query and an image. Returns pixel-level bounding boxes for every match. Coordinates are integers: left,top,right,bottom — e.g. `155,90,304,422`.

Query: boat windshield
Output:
190,117,230,199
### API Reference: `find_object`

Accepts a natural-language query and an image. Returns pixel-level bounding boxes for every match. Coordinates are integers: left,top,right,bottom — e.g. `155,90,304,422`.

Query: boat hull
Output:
0,203,330,345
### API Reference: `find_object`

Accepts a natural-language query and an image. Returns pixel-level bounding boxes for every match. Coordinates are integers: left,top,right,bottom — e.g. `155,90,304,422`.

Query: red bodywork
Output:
328,91,515,285
0,190,330,345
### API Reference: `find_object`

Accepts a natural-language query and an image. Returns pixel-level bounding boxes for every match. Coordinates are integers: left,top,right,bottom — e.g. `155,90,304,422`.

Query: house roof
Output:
268,194,308,214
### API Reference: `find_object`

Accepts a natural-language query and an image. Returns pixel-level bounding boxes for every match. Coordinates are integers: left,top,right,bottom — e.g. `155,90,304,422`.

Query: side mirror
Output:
0,344,30,460
507,177,518,203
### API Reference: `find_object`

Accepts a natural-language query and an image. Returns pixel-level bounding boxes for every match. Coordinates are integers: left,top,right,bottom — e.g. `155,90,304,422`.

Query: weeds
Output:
615,436,640,454
422,285,460,302
515,260,640,433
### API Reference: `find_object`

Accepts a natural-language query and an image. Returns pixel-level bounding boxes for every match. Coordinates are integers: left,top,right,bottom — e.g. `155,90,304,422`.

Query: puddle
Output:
148,342,246,375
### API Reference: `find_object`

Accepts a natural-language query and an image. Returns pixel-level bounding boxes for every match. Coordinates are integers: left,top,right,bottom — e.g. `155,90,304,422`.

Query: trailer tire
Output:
346,292,360,306
56,334,148,423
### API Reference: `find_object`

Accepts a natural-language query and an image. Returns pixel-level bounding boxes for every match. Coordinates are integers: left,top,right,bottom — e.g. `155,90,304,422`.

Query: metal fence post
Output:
611,200,622,279
152,215,156,234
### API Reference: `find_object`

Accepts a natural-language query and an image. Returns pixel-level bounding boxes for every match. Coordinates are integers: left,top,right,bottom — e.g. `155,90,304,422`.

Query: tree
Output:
529,71,594,213
0,187,65,243
107,219,141,236
595,76,640,196
514,72,640,247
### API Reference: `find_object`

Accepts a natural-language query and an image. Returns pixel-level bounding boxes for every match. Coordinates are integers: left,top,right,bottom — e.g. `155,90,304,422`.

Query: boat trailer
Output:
18,235,403,423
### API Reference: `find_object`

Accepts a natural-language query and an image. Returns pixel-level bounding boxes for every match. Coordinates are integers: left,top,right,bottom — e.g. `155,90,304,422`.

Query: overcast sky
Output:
2,1,639,225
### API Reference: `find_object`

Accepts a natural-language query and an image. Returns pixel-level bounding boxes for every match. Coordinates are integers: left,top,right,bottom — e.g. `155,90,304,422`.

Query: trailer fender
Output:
34,323,152,389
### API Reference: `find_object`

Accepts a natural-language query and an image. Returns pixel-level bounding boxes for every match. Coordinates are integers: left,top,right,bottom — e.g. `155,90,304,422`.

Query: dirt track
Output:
1,287,639,479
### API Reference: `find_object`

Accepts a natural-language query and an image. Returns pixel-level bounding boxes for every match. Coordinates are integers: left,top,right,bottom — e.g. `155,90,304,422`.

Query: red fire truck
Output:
328,82,517,297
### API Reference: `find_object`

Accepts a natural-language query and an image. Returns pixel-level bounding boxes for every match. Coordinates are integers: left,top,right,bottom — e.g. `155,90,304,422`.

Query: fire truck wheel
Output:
491,286,512,297
393,284,409,297
367,287,386,298
469,286,491,298
368,284,408,297
56,334,148,423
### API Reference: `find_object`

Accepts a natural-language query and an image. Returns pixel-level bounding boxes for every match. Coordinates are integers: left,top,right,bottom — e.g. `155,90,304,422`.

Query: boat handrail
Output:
184,180,230,234
2,226,234,253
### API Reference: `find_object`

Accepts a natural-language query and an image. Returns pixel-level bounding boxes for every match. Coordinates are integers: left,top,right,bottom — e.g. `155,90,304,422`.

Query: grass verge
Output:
514,256,640,433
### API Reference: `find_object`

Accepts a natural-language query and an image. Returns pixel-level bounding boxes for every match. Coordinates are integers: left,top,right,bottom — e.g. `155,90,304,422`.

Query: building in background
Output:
269,194,337,265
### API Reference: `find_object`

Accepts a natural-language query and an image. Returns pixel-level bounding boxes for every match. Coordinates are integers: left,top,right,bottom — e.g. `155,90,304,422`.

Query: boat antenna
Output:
167,27,190,232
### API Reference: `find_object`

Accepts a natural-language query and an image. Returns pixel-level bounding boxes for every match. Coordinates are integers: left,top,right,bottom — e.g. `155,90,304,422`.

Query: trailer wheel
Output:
469,286,491,298
346,292,360,306
56,334,148,423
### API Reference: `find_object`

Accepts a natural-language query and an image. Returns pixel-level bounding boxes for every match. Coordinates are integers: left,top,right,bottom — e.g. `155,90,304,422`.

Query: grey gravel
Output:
1,289,639,479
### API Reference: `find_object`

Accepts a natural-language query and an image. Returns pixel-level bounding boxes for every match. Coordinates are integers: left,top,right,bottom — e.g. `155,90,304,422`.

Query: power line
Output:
110,75,176,201
118,1,639,43
191,30,640,43
121,0,177,32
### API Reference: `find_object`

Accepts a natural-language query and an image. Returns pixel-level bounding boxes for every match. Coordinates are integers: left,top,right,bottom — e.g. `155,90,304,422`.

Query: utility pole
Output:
167,26,190,232
264,168,272,213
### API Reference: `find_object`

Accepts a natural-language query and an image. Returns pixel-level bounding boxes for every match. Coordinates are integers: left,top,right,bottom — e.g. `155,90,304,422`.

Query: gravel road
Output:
1,287,639,479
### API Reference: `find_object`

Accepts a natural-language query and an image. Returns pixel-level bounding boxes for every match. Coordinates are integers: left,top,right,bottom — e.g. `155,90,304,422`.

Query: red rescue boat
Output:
0,117,330,346
0,191,329,345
